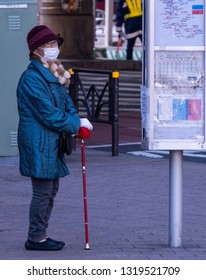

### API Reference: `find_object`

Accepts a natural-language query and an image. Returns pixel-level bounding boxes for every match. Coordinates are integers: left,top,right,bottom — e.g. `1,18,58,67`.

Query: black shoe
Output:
46,237,65,247
25,239,64,251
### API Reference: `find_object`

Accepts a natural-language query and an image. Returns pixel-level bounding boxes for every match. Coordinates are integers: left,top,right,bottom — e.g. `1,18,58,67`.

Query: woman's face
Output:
35,40,58,56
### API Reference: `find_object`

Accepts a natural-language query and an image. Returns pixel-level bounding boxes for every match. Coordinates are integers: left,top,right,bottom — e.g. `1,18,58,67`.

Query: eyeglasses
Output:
43,40,58,47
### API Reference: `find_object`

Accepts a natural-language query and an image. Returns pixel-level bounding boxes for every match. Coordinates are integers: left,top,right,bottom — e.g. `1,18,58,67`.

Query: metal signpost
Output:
141,0,205,247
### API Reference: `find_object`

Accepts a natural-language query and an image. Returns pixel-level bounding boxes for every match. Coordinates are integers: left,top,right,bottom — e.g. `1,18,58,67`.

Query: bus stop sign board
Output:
141,0,206,150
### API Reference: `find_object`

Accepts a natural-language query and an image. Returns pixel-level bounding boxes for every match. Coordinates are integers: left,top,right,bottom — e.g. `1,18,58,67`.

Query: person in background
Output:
115,0,142,60
16,25,93,251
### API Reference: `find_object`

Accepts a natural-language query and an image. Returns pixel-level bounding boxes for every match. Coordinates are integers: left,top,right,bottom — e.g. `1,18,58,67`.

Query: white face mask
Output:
41,46,60,61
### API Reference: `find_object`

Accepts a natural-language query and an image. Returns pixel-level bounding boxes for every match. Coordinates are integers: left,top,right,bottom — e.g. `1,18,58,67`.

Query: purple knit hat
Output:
27,25,64,52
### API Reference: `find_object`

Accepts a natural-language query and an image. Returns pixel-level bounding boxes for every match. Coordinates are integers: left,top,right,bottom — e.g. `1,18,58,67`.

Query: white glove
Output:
80,118,93,131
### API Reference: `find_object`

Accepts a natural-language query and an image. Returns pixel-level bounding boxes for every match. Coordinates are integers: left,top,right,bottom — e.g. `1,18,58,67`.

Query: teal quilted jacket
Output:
16,58,80,179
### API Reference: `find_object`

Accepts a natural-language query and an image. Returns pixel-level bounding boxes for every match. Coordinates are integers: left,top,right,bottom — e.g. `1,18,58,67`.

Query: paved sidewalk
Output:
1,138,206,260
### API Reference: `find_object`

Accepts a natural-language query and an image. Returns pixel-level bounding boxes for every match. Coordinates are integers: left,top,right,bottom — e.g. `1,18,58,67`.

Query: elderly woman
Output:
16,25,93,251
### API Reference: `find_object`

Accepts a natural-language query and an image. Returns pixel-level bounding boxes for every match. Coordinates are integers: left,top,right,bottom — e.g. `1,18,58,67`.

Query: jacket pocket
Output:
38,130,45,152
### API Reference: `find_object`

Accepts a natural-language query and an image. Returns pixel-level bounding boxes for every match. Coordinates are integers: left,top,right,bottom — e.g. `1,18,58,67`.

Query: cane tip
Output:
85,243,90,250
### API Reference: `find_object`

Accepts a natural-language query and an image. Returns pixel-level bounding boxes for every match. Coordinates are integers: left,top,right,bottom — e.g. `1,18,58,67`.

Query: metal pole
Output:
111,71,119,156
105,0,113,46
169,150,183,247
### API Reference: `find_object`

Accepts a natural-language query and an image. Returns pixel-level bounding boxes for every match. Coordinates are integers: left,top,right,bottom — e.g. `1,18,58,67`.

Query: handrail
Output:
69,67,119,156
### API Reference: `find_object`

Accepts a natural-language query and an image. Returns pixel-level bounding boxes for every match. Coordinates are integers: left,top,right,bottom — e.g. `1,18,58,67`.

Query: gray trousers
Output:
28,178,59,242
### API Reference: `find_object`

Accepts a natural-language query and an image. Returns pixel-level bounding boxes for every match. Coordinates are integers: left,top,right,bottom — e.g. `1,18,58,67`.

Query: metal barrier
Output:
69,68,119,156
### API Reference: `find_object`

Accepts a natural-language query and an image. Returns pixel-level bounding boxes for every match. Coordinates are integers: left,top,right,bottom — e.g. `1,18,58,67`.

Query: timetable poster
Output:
154,51,204,140
154,0,205,46
155,51,204,88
